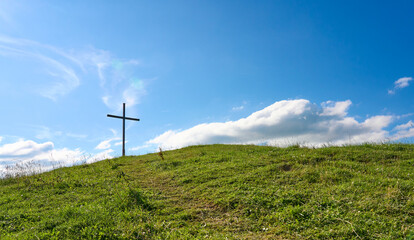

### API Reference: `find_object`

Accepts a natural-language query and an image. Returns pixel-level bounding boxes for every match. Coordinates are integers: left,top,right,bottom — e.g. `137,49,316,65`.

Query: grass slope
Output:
1,144,413,239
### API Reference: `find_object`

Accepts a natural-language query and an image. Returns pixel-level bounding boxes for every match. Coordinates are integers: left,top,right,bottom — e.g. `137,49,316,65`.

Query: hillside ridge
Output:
1,144,413,239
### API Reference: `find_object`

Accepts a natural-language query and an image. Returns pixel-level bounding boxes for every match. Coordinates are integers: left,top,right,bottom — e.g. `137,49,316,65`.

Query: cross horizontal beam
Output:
107,103,140,156
107,114,140,121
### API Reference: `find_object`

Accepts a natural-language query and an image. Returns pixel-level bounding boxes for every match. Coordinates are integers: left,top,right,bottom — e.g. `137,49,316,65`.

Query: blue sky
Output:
0,0,413,173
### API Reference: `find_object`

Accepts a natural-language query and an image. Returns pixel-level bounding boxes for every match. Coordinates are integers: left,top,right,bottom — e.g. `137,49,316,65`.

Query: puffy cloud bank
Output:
149,99,405,149
0,139,112,177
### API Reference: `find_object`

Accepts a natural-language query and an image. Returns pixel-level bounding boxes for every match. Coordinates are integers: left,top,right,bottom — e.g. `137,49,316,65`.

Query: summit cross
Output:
107,103,140,156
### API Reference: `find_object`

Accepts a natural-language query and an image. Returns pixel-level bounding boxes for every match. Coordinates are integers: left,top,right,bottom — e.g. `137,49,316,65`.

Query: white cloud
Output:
320,100,351,117
102,96,111,107
0,140,54,159
0,140,84,164
232,105,244,111
44,148,85,165
148,99,396,149
109,128,118,136
392,128,414,140
129,144,151,151
390,120,414,140
114,140,127,146
123,88,139,108
101,78,147,112
87,149,115,164
95,137,121,150
388,77,413,95
394,120,414,131
232,101,247,112
95,139,112,150
395,77,413,89
0,139,116,178
0,139,86,177
0,136,3,143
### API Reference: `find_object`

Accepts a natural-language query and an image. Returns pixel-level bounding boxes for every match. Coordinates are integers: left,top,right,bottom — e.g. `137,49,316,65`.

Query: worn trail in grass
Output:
1,144,414,239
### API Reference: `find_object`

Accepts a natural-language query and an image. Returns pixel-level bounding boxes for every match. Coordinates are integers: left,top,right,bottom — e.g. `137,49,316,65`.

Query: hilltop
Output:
1,144,413,239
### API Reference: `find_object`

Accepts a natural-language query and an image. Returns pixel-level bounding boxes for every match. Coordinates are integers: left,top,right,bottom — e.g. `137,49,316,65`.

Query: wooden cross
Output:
107,103,140,156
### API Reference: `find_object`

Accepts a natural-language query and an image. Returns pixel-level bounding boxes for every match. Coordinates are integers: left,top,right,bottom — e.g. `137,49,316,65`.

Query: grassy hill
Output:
1,144,413,239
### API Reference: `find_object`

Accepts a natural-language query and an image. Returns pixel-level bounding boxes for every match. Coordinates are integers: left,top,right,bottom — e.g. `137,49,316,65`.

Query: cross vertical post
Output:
107,103,140,157
123,103,125,156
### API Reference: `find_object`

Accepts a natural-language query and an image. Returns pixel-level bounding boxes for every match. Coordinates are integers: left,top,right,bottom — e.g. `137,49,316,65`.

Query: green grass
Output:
1,143,413,239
